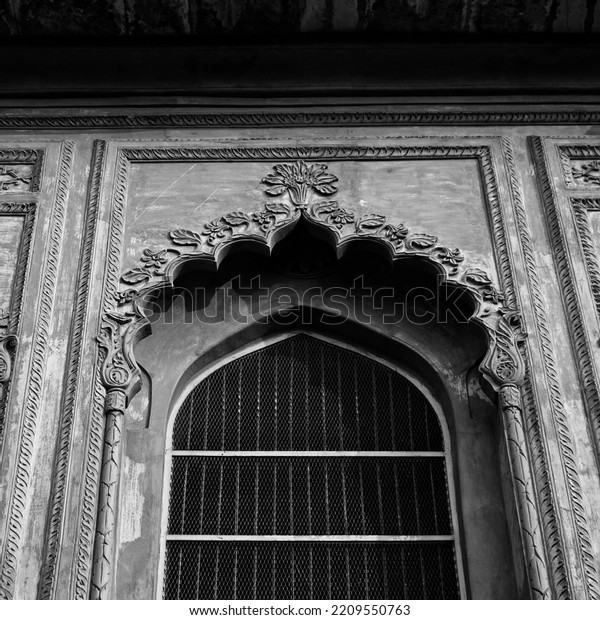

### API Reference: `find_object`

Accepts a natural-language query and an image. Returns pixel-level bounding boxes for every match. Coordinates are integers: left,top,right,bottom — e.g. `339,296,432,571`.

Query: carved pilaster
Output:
90,313,141,600
499,383,551,599
89,389,126,601
480,315,551,598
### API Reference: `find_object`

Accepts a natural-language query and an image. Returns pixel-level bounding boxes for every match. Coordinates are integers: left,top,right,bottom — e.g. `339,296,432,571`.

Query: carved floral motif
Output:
261,160,338,207
310,200,354,228
572,160,600,187
0,165,33,192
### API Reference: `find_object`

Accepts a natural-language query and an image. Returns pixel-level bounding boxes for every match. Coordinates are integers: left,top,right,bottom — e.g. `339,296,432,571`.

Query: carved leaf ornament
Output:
262,160,338,207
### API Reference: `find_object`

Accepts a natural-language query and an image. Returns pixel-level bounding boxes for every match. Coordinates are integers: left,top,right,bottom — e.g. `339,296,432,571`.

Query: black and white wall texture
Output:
1,1,600,601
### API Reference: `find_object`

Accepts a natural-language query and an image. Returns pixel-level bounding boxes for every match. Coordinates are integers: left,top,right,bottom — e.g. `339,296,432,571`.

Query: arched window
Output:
160,333,463,599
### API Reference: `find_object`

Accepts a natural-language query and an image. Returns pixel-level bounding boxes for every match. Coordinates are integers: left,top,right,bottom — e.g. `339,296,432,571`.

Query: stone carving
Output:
2,111,600,130
479,313,552,598
499,382,551,599
480,313,526,389
502,137,570,598
0,149,44,192
93,157,520,600
119,162,484,309
0,333,18,435
80,144,555,600
558,144,600,189
0,203,36,445
0,142,67,600
571,161,600,187
0,165,32,191
80,151,130,600
91,312,141,601
119,203,493,315
261,160,338,206
571,198,600,320
530,136,600,599
39,141,107,599
0,335,17,384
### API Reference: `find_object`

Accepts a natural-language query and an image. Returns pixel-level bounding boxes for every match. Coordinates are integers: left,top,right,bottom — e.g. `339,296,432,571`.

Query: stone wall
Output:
0,109,599,599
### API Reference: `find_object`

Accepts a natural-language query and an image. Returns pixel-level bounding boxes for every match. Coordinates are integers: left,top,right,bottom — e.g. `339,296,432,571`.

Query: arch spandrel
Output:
103,159,525,407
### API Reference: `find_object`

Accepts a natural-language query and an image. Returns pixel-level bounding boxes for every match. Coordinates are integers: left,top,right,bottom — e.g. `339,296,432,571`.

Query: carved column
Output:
90,313,140,600
481,314,551,599
90,389,127,600
499,382,551,598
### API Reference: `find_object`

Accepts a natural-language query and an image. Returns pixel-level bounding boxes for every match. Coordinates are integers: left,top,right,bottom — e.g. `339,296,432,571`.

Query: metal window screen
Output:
164,335,460,599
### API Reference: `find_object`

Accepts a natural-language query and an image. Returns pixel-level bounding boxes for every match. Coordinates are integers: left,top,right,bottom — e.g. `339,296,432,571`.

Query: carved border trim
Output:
501,137,570,598
121,144,498,163
1,111,600,129
530,136,600,599
571,198,600,321
75,149,129,599
80,143,547,599
0,202,37,440
38,141,107,599
0,142,72,600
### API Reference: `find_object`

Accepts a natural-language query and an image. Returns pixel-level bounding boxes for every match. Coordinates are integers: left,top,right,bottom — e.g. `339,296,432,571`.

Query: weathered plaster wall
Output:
0,113,599,600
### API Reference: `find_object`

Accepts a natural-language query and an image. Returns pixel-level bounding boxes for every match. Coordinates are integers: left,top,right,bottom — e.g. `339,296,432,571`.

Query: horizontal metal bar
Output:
165,535,453,543
170,451,446,458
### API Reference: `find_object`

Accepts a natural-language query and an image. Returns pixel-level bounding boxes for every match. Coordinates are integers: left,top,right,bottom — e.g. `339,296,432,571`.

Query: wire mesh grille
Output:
172,335,443,452
168,456,451,536
165,335,459,600
163,541,460,600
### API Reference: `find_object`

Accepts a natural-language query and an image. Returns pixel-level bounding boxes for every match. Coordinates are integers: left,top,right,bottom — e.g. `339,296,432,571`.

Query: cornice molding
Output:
0,111,599,129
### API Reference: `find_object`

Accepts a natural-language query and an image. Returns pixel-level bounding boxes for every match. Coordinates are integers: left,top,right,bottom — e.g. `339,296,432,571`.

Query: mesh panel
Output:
163,541,460,600
168,456,451,536
165,335,459,600
172,335,443,452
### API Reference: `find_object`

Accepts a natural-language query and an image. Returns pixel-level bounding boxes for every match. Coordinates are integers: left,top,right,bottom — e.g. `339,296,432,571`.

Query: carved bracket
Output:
96,311,142,408
479,310,526,390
